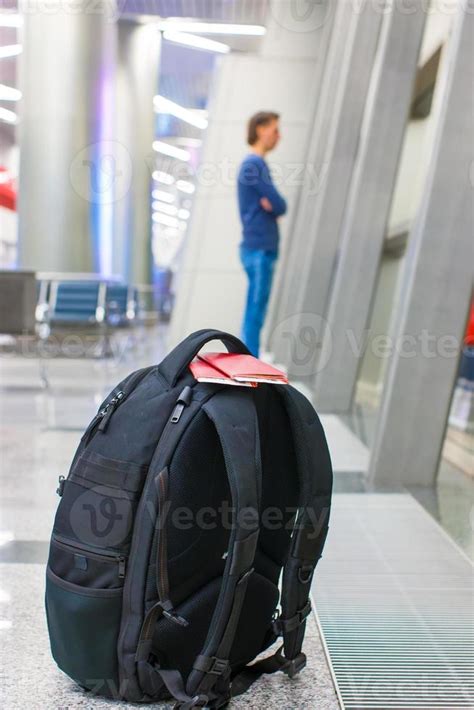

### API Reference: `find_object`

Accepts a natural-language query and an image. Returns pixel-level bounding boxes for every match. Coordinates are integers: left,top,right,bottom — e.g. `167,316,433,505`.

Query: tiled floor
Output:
0,333,340,709
319,416,370,474
338,398,474,562
0,330,472,709
0,564,338,710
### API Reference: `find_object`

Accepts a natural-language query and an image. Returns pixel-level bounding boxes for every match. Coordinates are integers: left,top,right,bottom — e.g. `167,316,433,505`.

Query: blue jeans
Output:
240,246,277,357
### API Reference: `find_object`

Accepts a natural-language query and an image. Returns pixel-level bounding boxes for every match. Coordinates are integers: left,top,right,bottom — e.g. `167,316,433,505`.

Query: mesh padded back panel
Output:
149,387,300,675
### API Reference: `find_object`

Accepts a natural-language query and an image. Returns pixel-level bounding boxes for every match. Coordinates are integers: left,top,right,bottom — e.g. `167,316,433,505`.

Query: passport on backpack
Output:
190,352,288,386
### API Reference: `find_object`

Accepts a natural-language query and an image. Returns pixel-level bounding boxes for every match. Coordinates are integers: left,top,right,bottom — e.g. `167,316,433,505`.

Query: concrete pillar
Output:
312,1,427,410
269,1,383,369
167,0,335,346
17,0,117,274
368,4,474,488
113,21,160,285
266,0,353,351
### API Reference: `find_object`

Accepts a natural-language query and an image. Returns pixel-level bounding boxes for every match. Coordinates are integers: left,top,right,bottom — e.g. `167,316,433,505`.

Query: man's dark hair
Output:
247,111,280,146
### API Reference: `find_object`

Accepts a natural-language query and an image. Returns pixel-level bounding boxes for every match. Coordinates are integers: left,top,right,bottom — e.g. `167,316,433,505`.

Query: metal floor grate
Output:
313,493,474,709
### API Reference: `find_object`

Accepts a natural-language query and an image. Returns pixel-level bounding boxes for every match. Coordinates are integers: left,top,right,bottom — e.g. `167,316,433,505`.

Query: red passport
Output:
197,352,288,385
189,358,257,387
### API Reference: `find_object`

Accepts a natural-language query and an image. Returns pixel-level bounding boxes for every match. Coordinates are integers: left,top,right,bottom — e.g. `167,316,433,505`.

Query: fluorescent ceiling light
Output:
152,170,175,185
152,200,178,216
0,14,22,28
0,107,17,124
154,95,208,130
152,212,179,228
153,140,190,162
152,189,174,203
176,179,195,194
178,208,190,220
163,30,230,54
0,83,21,101
0,44,22,59
159,21,266,36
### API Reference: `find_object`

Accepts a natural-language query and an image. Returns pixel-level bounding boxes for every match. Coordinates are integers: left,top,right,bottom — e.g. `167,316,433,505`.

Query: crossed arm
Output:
256,162,287,217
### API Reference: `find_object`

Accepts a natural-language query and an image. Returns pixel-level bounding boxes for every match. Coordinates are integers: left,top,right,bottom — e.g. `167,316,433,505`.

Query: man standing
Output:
237,111,287,357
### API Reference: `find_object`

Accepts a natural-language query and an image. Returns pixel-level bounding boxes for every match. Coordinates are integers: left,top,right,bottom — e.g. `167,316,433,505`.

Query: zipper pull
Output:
163,609,189,627
118,556,126,579
56,475,66,497
159,600,189,627
170,386,193,424
81,412,103,443
98,390,125,433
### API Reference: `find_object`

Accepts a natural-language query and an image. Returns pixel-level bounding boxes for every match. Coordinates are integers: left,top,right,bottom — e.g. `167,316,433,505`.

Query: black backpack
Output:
45,329,333,708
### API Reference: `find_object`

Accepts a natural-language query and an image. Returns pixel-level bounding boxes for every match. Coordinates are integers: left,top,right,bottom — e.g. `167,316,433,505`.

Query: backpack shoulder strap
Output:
231,384,333,698
276,385,332,660
149,388,262,709
191,390,262,698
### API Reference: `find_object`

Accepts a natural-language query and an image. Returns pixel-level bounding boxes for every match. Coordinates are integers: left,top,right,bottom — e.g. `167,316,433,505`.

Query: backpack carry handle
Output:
157,329,251,387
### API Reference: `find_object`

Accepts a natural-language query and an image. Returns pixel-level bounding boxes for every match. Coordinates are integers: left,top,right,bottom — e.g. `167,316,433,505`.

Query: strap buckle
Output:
282,652,307,679
194,654,230,677
272,600,312,636
298,565,314,584
208,658,229,676
272,645,307,679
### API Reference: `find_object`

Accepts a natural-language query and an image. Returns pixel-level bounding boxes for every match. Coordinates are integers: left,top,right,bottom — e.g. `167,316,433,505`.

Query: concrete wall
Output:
167,0,334,346
356,8,456,407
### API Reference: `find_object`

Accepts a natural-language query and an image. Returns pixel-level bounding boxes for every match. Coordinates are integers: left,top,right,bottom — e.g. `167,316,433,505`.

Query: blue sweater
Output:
237,154,287,253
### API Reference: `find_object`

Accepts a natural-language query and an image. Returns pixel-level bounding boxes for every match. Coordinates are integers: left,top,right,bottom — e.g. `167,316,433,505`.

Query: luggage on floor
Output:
45,329,333,708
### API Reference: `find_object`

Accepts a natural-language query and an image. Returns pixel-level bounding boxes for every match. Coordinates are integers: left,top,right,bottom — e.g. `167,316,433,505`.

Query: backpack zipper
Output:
155,387,195,621
81,391,125,444
97,390,125,432
56,475,66,497
121,387,218,668
52,534,127,579
80,366,155,446
120,388,203,663
169,386,193,423
155,467,188,627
